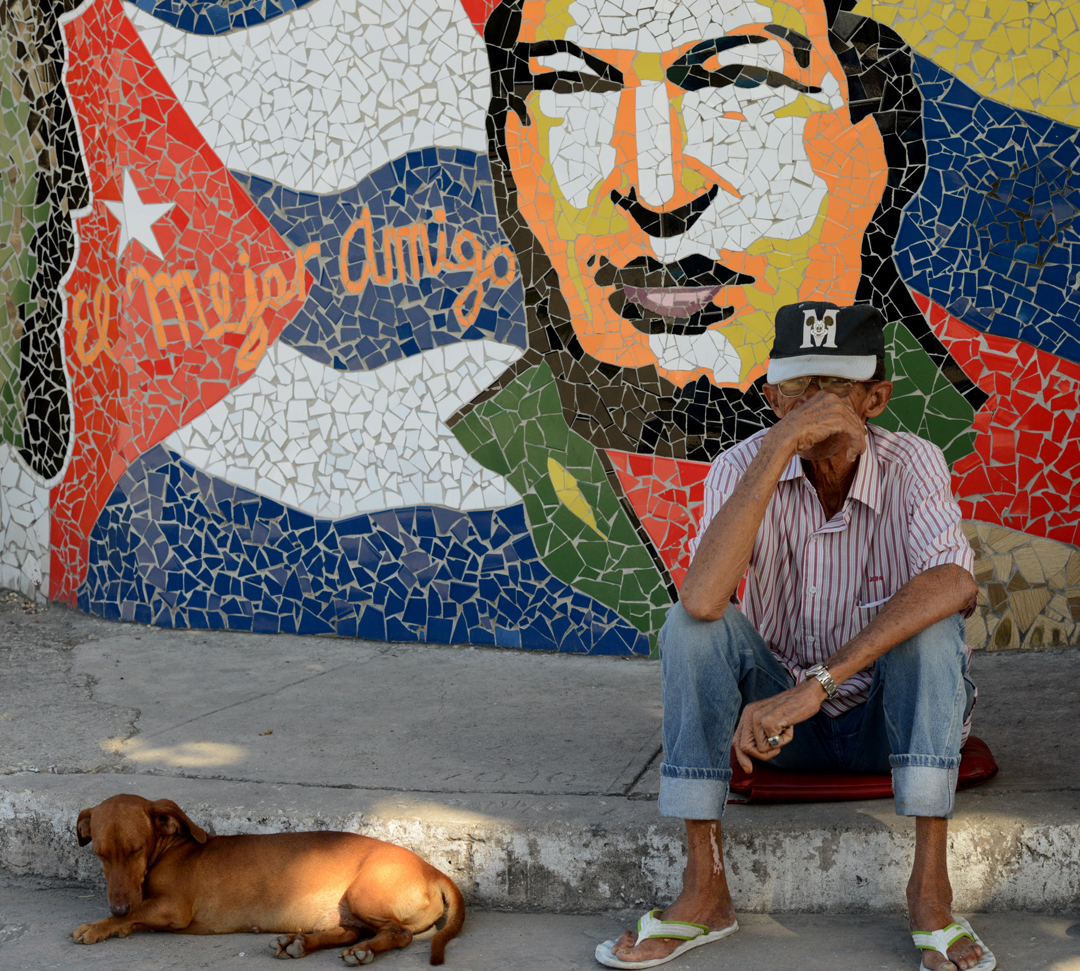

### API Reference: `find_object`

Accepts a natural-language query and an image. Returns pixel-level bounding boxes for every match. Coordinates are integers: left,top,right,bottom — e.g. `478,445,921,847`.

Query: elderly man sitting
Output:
596,303,994,971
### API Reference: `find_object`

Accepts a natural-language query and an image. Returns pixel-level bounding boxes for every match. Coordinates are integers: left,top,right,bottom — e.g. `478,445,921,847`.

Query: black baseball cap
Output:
767,302,885,383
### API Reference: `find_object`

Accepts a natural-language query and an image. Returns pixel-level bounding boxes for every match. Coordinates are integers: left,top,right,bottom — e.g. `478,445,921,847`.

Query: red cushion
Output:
727,736,998,803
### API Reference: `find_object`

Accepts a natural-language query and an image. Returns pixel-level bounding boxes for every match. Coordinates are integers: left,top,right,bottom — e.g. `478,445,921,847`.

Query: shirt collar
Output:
778,425,883,514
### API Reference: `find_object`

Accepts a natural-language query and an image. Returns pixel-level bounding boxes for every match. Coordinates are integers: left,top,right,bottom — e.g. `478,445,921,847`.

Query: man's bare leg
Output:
610,820,736,964
908,817,985,971
611,817,986,969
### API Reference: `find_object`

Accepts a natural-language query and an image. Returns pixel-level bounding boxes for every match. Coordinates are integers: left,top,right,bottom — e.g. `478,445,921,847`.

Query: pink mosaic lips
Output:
622,285,725,319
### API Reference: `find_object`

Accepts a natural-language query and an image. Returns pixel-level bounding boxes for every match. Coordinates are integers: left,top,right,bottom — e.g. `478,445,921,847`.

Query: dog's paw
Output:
70,921,111,945
341,945,374,966
272,934,307,959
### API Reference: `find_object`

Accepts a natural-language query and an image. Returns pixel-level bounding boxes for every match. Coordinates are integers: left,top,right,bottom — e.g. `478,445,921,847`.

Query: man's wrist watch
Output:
805,663,838,699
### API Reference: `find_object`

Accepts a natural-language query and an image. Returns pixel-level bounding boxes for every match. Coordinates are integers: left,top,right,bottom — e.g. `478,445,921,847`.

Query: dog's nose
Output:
110,902,130,917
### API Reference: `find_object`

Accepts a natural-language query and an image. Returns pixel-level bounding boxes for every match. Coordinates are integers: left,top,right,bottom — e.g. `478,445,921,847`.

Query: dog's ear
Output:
149,799,208,844
76,807,93,847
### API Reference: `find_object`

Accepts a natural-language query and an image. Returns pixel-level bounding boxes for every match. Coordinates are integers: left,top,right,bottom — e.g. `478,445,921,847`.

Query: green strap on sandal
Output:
594,908,739,969
911,917,996,971
634,909,709,944
911,922,973,955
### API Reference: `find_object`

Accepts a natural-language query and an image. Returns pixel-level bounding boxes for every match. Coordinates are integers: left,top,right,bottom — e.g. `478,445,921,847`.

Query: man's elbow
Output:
957,567,979,608
943,563,978,611
679,591,726,623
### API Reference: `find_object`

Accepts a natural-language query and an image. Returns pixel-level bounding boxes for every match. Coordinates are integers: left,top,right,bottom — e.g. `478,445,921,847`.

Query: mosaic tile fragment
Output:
898,56,1080,366
80,444,649,654
0,0,90,480
607,450,711,590
0,442,50,598
962,521,1080,651
920,294,1080,548
853,0,1080,128
166,339,524,517
451,362,672,646
125,0,320,35
126,0,489,194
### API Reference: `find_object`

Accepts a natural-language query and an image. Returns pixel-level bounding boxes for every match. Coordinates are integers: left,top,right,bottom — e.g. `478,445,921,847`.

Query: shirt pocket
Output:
856,565,893,612
854,573,893,627
856,594,891,610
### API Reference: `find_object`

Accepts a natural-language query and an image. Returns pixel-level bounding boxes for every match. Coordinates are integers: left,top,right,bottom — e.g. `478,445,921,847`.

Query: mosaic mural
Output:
1,0,1079,653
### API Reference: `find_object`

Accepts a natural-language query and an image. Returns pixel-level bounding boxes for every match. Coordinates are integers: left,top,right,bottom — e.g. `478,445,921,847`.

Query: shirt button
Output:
806,635,816,644
808,585,818,594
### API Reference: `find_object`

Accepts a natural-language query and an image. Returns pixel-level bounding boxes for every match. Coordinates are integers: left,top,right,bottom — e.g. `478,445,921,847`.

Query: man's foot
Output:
909,903,985,971
608,891,736,965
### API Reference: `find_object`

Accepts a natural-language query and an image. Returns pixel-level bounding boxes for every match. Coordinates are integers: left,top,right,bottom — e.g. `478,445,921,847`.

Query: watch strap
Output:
807,663,838,699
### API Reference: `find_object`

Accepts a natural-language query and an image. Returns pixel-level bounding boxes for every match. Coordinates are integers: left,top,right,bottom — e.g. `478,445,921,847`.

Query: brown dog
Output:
72,794,464,965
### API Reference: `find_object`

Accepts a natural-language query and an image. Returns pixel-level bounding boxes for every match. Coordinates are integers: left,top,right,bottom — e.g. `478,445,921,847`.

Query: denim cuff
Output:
891,765,959,818
889,754,961,770
658,764,731,820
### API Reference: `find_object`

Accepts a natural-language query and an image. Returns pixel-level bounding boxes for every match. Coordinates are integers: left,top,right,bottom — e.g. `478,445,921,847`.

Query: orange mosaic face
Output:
501,0,888,388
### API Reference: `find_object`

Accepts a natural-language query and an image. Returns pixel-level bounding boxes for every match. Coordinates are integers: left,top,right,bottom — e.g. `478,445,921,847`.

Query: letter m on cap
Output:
801,309,838,348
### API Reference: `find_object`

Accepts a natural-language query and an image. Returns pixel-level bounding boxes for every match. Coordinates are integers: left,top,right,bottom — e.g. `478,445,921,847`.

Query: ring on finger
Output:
766,734,782,748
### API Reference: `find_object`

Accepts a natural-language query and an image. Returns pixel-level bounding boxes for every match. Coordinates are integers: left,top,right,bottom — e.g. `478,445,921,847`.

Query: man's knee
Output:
660,600,756,691
875,614,969,723
661,601,746,667
879,613,965,676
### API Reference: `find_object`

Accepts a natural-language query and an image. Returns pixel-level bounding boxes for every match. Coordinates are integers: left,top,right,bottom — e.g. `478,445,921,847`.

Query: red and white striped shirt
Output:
689,425,975,722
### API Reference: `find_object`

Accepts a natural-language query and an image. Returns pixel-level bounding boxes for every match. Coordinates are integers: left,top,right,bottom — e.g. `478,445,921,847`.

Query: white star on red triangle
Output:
101,171,174,260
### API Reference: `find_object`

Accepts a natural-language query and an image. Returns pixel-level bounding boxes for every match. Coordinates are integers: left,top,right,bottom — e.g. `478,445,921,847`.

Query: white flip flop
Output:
595,908,739,969
912,916,996,971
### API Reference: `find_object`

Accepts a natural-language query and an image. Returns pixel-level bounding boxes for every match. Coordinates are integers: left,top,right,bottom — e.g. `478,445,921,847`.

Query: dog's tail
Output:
429,869,465,966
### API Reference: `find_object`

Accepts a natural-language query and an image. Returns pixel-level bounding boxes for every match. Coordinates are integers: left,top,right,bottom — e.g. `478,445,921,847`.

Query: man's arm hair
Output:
822,563,978,685
680,435,795,621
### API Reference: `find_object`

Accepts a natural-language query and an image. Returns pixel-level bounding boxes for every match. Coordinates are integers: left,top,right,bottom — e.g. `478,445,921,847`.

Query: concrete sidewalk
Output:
1,589,1079,916
1,875,1078,971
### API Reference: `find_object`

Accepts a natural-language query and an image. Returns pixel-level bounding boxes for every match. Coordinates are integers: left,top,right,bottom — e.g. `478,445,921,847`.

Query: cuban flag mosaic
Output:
0,0,1079,654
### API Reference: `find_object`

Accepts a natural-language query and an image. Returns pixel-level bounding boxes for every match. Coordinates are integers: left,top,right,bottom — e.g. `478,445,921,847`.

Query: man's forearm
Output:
823,564,978,685
680,432,796,620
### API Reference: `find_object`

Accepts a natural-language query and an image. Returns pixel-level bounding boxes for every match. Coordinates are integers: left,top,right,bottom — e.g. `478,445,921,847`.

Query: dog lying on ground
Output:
71,794,464,965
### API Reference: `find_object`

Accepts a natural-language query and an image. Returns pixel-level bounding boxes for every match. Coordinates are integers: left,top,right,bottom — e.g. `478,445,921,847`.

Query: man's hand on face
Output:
734,678,827,772
768,388,868,464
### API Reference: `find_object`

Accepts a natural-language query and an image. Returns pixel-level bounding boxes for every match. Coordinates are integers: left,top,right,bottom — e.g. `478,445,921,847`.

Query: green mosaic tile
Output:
454,362,671,647
871,319,976,468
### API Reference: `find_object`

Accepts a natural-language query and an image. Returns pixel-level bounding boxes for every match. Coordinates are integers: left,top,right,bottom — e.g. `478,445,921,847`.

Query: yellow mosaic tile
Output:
851,0,1080,128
